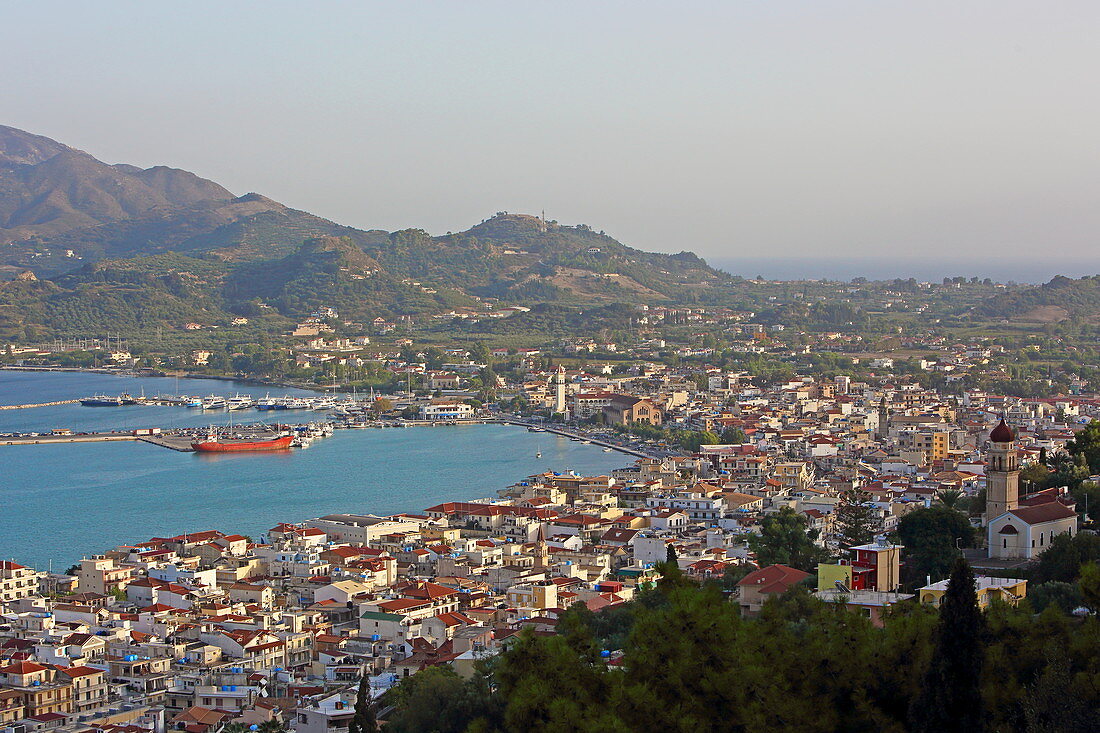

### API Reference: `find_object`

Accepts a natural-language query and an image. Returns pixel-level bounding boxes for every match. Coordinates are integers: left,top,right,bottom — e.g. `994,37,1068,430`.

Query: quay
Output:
491,417,654,458
0,431,137,445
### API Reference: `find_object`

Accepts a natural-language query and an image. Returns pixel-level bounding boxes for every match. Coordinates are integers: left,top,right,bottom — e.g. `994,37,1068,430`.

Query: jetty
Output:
0,399,81,410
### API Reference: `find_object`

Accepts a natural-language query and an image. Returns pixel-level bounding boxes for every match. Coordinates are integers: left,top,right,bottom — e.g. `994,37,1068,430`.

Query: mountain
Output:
0,126,737,338
0,125,358,275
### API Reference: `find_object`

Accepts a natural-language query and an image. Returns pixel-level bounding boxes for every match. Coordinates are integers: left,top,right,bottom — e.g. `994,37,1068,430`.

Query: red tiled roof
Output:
1008,503,1077,525
737,564,809,594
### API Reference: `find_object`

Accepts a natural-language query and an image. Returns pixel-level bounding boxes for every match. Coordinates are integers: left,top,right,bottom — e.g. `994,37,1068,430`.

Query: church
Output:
983,418,1079,560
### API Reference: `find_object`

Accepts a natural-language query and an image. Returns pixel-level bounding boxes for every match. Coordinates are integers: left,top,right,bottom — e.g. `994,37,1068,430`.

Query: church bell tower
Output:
984,417,1020,522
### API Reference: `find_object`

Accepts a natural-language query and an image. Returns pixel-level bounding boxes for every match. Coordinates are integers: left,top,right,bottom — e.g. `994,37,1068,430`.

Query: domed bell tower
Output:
984,417,1019,522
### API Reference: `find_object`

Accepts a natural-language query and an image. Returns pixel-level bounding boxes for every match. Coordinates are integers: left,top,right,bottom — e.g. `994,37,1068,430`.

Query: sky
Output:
2,1,1098,279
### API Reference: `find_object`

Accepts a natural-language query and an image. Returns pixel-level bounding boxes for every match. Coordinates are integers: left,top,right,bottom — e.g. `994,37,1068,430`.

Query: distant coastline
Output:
711,256,1100,284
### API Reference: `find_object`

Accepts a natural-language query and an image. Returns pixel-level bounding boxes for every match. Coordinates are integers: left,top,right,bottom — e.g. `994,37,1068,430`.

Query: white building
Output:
420,402,475,420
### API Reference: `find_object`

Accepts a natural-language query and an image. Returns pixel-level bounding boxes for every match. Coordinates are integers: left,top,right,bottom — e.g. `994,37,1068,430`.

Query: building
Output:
603,395,663,426
919,576,1027,608
984,418,1020,522
0,561,40,607
551,365,568,416
818,541,902,593
987,503,1079,560
419,402,475,420
737,564,809,616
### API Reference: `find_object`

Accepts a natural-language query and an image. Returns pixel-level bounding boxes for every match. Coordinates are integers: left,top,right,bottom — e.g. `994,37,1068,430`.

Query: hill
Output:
0,126,738,337
976,275,1100,322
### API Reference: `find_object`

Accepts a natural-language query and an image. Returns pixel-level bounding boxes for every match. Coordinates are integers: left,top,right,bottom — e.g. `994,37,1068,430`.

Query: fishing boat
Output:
191,434,294,452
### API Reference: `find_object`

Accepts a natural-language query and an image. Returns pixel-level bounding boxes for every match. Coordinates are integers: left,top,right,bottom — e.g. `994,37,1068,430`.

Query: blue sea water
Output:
0,371,625,570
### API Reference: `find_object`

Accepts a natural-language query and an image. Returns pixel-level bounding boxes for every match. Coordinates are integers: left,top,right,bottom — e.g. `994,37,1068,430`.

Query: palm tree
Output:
935,488,963,509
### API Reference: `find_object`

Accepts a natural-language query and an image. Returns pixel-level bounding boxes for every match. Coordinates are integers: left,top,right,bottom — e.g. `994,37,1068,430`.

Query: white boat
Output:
201,395,227,410
226,394,254,410
255,394,279,411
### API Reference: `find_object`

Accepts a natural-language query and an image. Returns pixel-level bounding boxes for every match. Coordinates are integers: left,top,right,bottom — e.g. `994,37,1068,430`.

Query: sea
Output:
0,370,626,570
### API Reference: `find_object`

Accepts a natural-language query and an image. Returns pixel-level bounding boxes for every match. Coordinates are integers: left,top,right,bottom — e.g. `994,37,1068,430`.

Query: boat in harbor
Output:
226,394,255,410
255,394,279,411
201,395,227,410
79,394,124,407
190,434,294,452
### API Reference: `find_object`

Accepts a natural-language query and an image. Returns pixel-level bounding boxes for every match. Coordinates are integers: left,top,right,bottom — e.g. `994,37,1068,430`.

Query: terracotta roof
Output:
1007,503,1077,525
737,564,809,594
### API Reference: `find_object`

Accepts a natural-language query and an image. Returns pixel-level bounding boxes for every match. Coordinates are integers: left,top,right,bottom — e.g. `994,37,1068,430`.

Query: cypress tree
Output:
909,557,984,733
347,672,379,733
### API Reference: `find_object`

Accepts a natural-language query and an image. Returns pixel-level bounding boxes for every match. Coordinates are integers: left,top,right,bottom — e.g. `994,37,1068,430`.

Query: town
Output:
3,353,1098,732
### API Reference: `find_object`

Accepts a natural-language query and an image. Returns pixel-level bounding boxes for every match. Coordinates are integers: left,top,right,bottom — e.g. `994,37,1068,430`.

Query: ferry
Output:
226,394,255,410
255,395,279,411
185,396,203,408
201,396,227,410
80,394,124,407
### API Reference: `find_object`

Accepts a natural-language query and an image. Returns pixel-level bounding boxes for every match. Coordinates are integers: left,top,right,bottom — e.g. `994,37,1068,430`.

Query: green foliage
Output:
835,487,880,550
1067,420,1100,474
381,665,492,733
1025,581,1084,614
382,564,1100,733
747,507,830,571
909,559,983,732
896,506,974,586
347,673,378,733
1030,531,1100,584
1080,562,1100,613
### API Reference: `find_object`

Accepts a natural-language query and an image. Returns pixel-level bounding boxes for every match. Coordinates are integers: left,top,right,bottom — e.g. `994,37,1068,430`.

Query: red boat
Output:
190,435,294,452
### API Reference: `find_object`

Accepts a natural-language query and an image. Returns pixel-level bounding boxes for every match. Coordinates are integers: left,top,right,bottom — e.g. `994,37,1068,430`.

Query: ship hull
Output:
190,436,294,452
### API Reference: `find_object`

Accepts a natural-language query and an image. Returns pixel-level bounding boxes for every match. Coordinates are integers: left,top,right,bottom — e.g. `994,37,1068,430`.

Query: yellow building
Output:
919,576,1026,608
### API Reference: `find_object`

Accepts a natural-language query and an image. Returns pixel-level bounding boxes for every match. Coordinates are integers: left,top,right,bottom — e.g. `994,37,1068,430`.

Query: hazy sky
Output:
3,1,1098,270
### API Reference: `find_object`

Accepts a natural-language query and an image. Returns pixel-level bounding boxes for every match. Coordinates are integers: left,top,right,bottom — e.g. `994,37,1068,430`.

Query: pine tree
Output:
347,673,378,733
834,487,880,550
909,558,984,733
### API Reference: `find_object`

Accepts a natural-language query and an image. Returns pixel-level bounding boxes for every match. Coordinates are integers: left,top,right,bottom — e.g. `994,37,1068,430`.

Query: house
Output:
919,576,1027,608
736,564,809,616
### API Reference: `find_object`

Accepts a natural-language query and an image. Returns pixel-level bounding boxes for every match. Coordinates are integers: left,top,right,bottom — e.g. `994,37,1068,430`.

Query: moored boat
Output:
190,435,294,452
80,394,124,407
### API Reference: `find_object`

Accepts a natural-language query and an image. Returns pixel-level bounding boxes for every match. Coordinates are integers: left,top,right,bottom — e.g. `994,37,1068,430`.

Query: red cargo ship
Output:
190,435,294,452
